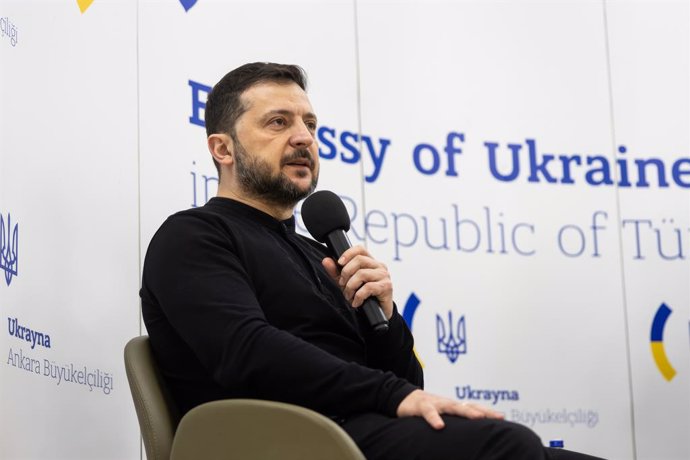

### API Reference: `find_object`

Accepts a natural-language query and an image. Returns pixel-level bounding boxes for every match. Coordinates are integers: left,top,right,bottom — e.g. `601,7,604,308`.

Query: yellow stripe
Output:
77,0,94,13
413,347,424,368
651,342,676,381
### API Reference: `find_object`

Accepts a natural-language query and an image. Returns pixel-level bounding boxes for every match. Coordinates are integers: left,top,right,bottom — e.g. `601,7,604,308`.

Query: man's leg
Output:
341,413,546,460
341,413,606,460
546,448,607,460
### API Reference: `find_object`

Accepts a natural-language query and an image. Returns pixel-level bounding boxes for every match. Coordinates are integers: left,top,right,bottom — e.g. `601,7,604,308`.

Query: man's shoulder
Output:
156,205,226,236
146,201,245,255
159,199,251,233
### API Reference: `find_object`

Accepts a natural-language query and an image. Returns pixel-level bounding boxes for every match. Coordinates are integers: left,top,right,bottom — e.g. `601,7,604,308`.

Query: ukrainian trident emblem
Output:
436,311,466,363
0,213,18,286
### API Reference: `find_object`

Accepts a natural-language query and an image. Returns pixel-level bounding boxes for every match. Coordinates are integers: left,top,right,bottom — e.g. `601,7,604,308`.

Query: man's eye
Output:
270,118,286,127
306,121,317,131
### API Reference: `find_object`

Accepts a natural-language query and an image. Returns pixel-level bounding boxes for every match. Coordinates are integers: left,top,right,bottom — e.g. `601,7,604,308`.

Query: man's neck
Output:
216,187,295,221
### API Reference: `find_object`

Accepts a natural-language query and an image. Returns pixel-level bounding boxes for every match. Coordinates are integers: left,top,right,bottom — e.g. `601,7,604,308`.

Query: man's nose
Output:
289,121,315,149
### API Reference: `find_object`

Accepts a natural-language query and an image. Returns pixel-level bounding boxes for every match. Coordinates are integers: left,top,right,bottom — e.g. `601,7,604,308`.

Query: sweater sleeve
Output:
296,232,423,389
363,304,424,389
142,214,418,417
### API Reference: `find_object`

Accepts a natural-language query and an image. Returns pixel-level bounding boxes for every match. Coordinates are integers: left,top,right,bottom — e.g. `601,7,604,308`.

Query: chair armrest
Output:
170,399,365,460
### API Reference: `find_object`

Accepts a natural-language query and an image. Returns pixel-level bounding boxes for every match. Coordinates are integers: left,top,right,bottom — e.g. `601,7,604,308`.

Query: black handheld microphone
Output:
302,190,389,334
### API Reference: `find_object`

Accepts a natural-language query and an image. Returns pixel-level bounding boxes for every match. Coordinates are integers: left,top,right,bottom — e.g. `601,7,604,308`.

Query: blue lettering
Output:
512,223,536,256
392,213,418,261
188,80,211,127
671,158,690,187
413,143,440,175
590,211,607,257
364,210,388,244
559,155,581,184
203,175,218,204
622,219,652,259
421,217,449,250
584,156,613,186
340,195,364,242
557,225,586,257
616,145,632,187
635,158,669,187
191,162,198,208
443,132,464,177
361,135,390,182
654,219,686,260
340,131,360,164
527,139,557,183
485,141,521,182
453,205,481,252
317,126,337,159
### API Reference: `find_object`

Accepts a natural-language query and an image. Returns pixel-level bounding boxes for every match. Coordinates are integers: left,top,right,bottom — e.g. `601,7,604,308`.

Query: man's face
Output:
231,81,319,207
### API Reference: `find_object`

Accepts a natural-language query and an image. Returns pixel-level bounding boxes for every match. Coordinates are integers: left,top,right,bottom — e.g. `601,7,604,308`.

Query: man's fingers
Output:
321,257,340,280
343,268,389,303
336,245,371,266
328,246,394,319
458,403,486,419
397,390,504,431
468,402,504,419
451,402,504,420
481,406,505,420
338,255,383,285
421,405,446,430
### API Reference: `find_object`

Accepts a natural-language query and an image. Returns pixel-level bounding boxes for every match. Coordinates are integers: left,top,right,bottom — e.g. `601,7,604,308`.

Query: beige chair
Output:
124,335,365,460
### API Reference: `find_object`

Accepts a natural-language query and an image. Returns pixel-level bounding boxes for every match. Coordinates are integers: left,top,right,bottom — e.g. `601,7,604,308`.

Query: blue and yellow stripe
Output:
650,303,676,381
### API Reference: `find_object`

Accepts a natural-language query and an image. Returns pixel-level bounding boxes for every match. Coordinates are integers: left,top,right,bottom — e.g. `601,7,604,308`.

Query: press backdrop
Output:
1,1,688,459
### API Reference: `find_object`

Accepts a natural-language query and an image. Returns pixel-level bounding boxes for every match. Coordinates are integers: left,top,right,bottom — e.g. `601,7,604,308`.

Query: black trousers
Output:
340,414,607,460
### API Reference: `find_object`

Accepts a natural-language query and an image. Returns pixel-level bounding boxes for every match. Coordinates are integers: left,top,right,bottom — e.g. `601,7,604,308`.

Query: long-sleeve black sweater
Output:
140,197,422,418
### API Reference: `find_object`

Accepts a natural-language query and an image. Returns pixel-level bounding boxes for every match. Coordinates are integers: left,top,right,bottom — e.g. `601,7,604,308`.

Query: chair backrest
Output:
124,335,181,460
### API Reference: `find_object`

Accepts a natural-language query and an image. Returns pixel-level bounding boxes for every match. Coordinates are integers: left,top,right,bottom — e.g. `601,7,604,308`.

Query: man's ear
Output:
207,133,234,166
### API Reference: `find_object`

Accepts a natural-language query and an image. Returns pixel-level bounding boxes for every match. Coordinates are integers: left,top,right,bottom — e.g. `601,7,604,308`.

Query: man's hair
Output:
205,62,308,175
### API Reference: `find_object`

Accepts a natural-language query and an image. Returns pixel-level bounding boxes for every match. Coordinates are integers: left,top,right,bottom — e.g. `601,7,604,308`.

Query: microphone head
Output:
301,190,351,243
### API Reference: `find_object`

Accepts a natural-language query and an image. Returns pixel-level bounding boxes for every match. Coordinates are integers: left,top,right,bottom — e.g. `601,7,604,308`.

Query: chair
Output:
124,335,366,460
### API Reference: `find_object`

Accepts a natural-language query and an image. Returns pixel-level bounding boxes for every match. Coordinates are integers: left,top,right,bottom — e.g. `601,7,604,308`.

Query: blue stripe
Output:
402,292,421,330
650,303,672,342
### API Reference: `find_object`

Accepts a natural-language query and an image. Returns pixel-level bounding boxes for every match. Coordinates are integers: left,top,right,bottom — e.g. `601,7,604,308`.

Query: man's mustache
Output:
281,149,315,169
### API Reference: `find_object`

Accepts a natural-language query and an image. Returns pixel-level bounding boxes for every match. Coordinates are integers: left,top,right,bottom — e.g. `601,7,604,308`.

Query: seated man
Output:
140,62,604,460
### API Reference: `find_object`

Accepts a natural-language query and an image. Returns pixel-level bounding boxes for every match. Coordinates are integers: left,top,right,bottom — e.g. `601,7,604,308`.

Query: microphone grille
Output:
301,190,351,242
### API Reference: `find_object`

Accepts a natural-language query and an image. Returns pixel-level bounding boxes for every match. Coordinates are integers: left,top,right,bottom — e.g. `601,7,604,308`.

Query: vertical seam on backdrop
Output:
136,0,143,338
602,2,638,458
135,2,144,459
353,0,368,249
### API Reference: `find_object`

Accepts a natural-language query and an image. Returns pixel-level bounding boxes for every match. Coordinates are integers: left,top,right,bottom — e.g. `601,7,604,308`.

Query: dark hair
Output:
205,62,308,175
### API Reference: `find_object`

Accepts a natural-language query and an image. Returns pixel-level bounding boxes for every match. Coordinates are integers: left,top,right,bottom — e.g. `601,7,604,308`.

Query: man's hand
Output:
321,245,394,320
397,389,505,430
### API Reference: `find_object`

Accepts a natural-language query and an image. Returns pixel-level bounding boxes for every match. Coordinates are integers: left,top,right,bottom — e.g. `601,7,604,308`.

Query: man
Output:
141,62,604,459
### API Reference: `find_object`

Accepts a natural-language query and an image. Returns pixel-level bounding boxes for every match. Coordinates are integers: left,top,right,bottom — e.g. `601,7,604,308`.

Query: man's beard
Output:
232,136,318,208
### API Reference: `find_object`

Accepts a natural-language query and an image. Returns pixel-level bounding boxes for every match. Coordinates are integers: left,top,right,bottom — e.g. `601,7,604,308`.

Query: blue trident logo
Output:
436,311,466,363
0,213,18,286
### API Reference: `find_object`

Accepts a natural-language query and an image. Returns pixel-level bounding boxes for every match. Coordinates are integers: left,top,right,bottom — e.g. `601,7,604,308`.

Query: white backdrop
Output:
1,1,688,459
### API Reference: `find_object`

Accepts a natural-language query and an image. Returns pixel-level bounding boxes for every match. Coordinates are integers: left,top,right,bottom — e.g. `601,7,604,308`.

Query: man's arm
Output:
321,246,422,385
363,306,424,387
322,245,503,428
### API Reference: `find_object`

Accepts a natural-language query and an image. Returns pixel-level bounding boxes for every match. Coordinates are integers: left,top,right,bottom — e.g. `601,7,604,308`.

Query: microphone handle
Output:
325,231,389,335
325,230,352,258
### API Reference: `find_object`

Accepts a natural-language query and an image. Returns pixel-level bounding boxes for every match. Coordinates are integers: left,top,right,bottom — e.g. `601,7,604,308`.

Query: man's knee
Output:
481,420,546,459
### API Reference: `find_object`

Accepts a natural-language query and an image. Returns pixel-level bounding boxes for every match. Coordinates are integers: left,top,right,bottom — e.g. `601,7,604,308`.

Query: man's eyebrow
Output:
262,109,318,123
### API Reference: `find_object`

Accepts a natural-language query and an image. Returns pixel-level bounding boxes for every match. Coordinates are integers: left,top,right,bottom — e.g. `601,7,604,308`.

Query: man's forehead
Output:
240,80,314,114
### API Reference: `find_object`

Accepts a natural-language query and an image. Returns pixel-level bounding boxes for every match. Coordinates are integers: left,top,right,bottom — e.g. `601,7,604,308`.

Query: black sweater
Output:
140,197,422,418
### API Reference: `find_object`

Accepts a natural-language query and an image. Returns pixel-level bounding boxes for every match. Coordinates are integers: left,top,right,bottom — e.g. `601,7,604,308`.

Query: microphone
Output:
302,190,389,334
